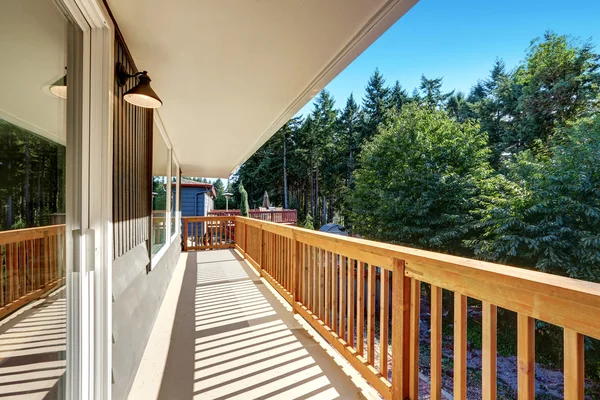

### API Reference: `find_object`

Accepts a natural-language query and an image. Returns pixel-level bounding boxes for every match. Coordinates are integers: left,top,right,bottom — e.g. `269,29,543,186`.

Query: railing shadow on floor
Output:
157,249,371,400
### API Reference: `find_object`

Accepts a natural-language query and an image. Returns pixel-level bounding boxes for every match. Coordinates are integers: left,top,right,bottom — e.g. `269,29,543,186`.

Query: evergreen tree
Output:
390,80,409,111
514,32,600,149
359,68,391,148
469,115,600,282
238,183,249,217
419,75,452,108
213,179,226,209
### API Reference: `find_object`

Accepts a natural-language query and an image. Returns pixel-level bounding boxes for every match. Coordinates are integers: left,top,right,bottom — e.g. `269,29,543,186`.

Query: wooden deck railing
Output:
0,225,66,319
182,216,236,251
208,209,297,225
189,216,600,399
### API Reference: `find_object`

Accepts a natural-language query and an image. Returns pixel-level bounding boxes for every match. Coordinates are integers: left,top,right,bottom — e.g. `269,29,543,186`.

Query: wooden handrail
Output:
182,216,236,251
190,216,600,399
230,216,600,400
0,224,66,320
208,209,297,225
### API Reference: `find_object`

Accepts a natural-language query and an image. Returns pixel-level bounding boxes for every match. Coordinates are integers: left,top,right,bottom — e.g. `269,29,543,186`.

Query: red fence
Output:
208,209,297,225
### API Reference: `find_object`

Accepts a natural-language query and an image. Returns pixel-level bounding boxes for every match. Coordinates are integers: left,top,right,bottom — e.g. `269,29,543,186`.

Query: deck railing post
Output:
292,232,298,313
183,219,188,251
258,224,263,270
243,220,248,257
392,258,410,400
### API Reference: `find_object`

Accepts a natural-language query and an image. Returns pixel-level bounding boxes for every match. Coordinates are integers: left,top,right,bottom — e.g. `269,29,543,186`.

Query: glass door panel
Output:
0,1,80,398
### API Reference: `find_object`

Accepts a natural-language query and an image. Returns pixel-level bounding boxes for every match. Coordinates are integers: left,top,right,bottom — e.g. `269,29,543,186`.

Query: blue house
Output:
180,179,215,217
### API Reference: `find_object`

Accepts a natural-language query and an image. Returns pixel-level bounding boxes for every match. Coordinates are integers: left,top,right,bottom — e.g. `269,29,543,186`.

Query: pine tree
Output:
419,75,453,108
390,80,409,111
359,68,391,148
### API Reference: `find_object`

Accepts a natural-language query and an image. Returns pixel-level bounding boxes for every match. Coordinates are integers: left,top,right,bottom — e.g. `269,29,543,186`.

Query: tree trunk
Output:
315,163,319,223
25,134,31,225
37,156,42,225
283,130,288,209
7,131,13,229
309,151,313,216
322,194,327,225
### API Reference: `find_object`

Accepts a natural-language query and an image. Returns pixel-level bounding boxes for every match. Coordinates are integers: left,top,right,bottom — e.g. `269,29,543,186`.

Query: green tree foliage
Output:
469,116,600,282
419,75,453,108
0,119,66,230
303,213,314,230
238,183,249,217
235,30,600,281
213,179,226,209
515,32,599,149
359,68,390,147
350,104,493,254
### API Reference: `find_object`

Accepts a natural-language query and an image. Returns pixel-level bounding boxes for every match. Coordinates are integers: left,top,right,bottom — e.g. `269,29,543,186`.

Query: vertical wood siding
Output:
113,33,153,260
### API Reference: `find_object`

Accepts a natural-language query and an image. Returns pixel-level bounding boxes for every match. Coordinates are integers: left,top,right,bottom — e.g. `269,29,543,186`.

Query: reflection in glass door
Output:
0,1,80,398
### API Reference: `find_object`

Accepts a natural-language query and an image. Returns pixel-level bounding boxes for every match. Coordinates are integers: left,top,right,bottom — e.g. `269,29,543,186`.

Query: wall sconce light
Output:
50,69,67,99
116,63,162,109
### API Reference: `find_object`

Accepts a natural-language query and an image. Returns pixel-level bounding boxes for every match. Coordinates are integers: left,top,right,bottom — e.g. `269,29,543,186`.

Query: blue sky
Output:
296,0,600,117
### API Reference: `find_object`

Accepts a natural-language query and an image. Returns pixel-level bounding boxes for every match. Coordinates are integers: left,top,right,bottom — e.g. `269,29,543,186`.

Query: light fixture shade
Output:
123,74,162,108
50,75,67,99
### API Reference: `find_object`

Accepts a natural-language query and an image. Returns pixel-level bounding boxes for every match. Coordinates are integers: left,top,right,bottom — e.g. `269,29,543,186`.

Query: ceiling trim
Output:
231,0,419,176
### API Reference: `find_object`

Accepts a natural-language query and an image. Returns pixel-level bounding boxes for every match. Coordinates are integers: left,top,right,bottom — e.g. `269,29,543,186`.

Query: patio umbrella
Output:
262,191,271,208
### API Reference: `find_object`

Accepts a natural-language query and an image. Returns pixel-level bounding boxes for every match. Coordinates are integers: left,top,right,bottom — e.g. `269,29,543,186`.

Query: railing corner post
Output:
392,258,410,400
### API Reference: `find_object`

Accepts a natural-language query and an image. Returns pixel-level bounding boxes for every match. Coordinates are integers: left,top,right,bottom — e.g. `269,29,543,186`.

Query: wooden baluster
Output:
319,249,324,319
564,328,584,400
482,301,497,400
20,241,26,296
43,235,48,287
0,246,4,306
310,246,319,316
284,237,288,289
5,243,15,303
517,314,535,399
367,263,376,365
348,259,355,347
380,268,389,378
357,261,365,357
324,251,331,327
292,234,298,308
258,226,263,270
306,245,311,309
332,254,338,334
431,285,443,400
409,278,421,399
339,256,347,340
454,293,467,400
392,259,410,400
28,240,34,290
301,243,306,304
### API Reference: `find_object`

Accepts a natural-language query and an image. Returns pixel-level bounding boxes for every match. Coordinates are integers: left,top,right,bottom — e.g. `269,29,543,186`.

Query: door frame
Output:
60,0,114,398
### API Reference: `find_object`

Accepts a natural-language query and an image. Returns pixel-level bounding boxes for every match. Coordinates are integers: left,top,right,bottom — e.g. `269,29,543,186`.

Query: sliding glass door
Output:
0,0,111,397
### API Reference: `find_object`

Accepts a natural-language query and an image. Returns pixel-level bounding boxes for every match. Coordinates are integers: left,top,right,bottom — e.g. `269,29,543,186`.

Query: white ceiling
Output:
0,0,68,144
107,0,418,177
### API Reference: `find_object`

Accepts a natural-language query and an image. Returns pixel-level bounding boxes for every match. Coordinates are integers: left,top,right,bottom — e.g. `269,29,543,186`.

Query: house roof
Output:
180,179,216,198
105,0,418,177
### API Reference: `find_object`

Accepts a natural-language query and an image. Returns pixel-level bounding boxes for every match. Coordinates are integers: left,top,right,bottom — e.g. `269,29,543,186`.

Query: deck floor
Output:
134,249,379,400
0,289,66,399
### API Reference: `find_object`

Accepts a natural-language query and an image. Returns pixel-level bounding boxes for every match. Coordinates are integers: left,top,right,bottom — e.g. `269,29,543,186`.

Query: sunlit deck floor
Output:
0,288,66,399
131,249,380,400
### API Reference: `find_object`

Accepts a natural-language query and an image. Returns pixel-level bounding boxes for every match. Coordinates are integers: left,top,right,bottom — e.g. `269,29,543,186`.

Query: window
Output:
151,123,169,255
171,154,179,239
